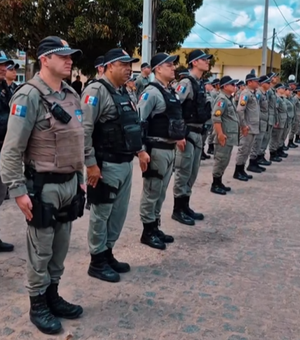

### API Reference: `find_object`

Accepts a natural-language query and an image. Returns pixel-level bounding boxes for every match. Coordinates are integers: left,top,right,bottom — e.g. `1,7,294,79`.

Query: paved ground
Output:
1,146,300,340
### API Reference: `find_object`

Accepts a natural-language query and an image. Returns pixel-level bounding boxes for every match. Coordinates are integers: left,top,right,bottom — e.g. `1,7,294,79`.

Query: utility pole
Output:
270,28,276,71
296,52,299,82
142,0,152,64
261,0,269,75
151,0,158,57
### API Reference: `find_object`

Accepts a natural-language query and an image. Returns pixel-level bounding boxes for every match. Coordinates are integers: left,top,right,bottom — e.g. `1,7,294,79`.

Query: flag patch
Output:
217,101,225,108
84,95,98,106
11,104,27,117
242,95,248,101
176,85,186,94
75,109,83,122
141,93,149,100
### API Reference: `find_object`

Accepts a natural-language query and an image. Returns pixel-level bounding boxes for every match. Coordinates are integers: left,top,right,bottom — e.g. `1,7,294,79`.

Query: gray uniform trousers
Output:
140,148,175,224
88,161,133,255
26,175,77,296
260,125,273,155
173,131,202,197
282,117,293,145
269,128,284,152
207,129,215,145
236,134,256,165
0,152,6,205
289,114,300,139
250,131,265,160
212,144,233,177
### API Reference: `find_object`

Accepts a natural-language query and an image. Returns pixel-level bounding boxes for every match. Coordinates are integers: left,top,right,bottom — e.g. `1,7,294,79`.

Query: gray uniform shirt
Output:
292,95,300,116
81,74,130,167
135,74,150,98
256,87,268,132
267,87,277,126
212,91,239,146
137,78,178,144
236,87,260,135
284,97,295,119
275,95,288,129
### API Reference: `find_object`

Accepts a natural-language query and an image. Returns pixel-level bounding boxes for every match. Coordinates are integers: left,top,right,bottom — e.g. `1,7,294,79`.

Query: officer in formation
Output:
82,48,149,283
234,80,246,106
282,86,295,151
138,52,186,250
85,55,104,88
125,76,138,104
247,75,271,172
172,49,212,226
0,36,85,334
171,67,190,89
135,62,151,98
269,83,288,160
289,85,300,147
6,62,19,94
0,51,14,252
210,76,239,195
233,73,260,181
201,79,213,160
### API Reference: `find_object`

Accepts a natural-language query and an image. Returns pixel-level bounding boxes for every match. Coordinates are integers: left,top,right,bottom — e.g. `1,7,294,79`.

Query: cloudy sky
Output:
183,0,300,51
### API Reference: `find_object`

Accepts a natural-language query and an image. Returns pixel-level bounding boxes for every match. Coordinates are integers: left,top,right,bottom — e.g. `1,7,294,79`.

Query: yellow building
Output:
133,48,281,80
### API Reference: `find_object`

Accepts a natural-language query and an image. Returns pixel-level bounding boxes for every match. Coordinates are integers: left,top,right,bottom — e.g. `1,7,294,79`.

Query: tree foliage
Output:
276,33,299,58
0,0,203,75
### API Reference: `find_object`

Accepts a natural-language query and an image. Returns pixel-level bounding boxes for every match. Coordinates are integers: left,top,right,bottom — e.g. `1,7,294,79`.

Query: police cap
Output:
0,51,13,66
151,53,179,70
104,48,139,66
211,78,220,86
7,62,19,70
178,67,189,76
37,36,82,59
141,62,150,69
274,83,285,90
94,56,104,68
258,75,270,84
220,76,238,88
188,49,213,64
245,73,259,82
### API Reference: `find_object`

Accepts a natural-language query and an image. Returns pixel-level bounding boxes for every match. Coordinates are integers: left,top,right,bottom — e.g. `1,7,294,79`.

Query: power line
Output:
272,0,300,39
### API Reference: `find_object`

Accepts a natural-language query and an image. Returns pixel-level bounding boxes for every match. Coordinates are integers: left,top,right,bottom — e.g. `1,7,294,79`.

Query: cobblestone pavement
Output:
1,147,300,340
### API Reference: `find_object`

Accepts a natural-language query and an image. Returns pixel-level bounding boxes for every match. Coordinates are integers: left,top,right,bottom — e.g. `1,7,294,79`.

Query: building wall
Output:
211,65,260,80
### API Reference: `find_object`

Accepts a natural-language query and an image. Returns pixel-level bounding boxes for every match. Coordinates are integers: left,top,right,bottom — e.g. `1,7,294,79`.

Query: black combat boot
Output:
207,143,214,154
201,148,211,160
46,284,83,319
288,139,298,148
257,154,272,166
255,158,266,172
156,219,174,243
220,176,231,192
240,164,253,179
106,248,130,273
270,151,282,162
295,135,300,143
247,159,262,173
283,144,289,151
140,222,166,250
183,196,204,220
277,147,288,158
88,251,120,282
171,197,195,226
4,188,9,200
210,176,226,195
0,239,14,252
233,164,248,181
29,294,62,334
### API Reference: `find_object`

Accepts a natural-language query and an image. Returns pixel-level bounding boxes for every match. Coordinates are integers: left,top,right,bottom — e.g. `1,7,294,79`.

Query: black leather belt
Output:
188,126,203,134
25,167,76,184
148,142,176,150
97,152,134,164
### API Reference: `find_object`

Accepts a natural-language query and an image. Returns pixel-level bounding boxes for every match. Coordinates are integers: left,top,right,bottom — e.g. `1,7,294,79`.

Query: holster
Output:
142,144,163,180
87,181,119,205
27,194,55,229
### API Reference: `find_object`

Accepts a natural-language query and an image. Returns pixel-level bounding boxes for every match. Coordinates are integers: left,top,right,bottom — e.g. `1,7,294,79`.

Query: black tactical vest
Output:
147,82,186,140
181,76,211,124
92,79,143,154
0,80,11,144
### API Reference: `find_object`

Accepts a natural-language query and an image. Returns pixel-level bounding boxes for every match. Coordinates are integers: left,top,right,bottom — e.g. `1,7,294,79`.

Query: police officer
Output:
172,49,212,225
210,78,220,100
138,53,185,250
233,73,260,181
136,62,151,98
234,80,246,106
0,51,14,252
201,79,213,160
85,56,104,88
260,72,280,162
207,78,220,155
289,86,300,147
281,86,295,151
248,75,271,171
6,62,19,94
269,83,288,160
172,67,190,89
211,76,239,195
82,48,147,283
125,76,138,104
0,36,85,334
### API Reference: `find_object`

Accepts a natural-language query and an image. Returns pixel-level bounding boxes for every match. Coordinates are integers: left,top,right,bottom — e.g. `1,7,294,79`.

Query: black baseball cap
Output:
294,86,300,92
37,36,82,59
6,62,19,70
188,49,213,64
141,62,150,69
203,79,212,85
178,68,189,76
151,53,179,70
0,51,13,65
288,79,297,85
220,76,238,88
246,73,259,82
236,80,245,87
259,75,270,84
104,48,139,66
94,56,104,68
211,78,220,86
274,83,285,90
267,72,279,79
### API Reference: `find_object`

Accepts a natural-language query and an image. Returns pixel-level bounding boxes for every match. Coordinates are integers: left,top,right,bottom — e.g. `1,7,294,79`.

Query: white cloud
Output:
232,11,251,27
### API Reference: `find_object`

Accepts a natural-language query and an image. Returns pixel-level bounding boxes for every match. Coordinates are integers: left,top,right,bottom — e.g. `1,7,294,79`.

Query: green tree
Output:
0,0,203,75
276,33,299,57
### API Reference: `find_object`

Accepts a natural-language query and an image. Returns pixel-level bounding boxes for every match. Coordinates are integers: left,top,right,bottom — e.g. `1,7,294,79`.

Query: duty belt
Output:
188,126,203,134
147,141,176,150
96,151,134,164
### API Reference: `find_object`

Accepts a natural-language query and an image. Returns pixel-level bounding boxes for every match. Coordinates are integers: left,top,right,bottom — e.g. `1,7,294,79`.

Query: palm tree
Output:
276,33,299,57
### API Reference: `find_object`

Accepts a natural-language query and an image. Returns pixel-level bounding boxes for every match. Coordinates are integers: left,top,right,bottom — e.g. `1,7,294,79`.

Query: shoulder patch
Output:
217,101,225,108
256,93,261,100
214,110,222,117
84,95,98,106
11,104,27,118
75,109,83,122
176,85,186,94
140,92,149,101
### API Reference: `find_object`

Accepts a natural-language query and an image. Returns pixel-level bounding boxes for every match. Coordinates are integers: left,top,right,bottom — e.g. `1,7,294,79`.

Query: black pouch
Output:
123,124,143,152
87,181,118,205
27,195,55,229
168,119,187,140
